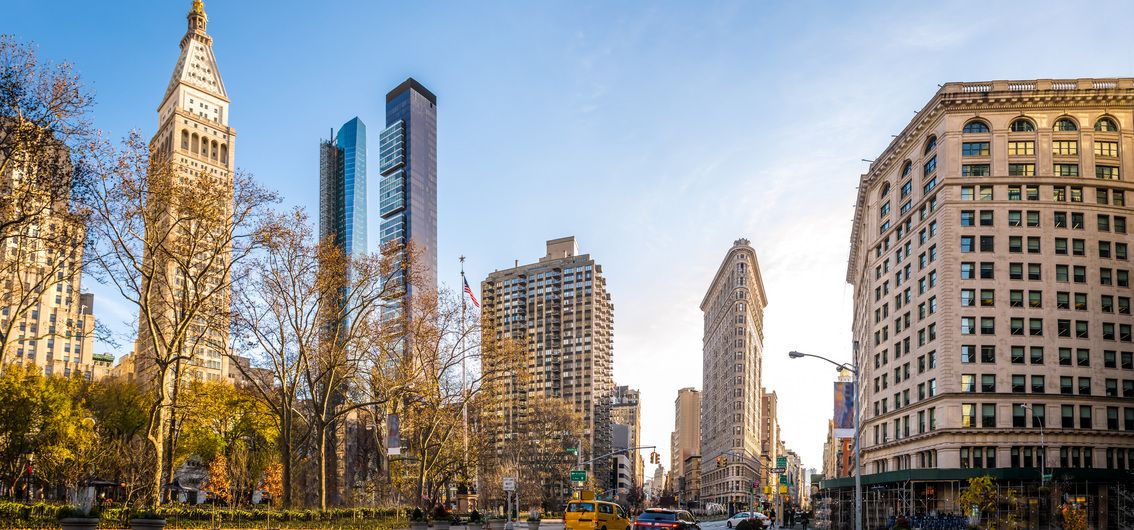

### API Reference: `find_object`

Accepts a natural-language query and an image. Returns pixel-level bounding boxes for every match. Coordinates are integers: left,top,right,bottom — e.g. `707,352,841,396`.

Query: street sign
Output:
570,470,587,482
779,475,789,485
776,456,787,468
1042,473,1052,482
503,477,516,491
566,447,578,456
772,467,786,474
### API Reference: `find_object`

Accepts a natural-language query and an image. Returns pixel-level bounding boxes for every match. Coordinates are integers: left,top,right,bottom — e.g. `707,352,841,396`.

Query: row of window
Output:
876,116,1121,204
962,116,1120,134
960,289,1131,313
962,139,1121,158
959,317,1133,340
962,373,1134,397
961,235,1130,257
959,403,1134,432
962,210,1129,233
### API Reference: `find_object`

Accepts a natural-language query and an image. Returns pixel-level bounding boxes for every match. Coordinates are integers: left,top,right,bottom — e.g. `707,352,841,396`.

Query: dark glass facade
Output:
380,78,438,304
319,117,367,258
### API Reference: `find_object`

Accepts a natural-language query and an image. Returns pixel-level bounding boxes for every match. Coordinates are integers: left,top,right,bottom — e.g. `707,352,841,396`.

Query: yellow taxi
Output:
564,493,630,530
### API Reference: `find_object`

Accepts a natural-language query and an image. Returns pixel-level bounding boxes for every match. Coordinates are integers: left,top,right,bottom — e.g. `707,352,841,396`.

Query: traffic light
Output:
649,452,659,464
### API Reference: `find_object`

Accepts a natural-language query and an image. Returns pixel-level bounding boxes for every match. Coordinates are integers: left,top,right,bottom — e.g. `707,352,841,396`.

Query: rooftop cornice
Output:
846,77,1134,284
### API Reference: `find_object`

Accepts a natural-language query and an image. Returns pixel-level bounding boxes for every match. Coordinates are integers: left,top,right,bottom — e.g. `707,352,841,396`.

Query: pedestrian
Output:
787,510,795,528
799,511,809,530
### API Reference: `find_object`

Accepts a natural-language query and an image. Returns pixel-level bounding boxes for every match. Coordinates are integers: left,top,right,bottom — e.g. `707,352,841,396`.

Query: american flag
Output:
463,277,480,308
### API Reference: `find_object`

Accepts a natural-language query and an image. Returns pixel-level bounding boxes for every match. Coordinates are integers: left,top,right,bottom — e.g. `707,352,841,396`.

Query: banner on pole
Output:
387,414,401,455
833,382,855,438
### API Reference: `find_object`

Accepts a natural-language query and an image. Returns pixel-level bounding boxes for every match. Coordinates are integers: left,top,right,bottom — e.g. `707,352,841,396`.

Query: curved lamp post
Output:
789,350,861,530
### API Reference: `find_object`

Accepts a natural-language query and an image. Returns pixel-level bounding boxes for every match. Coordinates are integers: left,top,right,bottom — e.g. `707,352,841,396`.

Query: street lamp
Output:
789,350,862,530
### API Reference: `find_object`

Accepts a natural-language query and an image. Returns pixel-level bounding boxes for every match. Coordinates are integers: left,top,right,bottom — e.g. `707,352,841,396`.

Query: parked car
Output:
633,509,700,530
724,512,768,529
565,499,631,530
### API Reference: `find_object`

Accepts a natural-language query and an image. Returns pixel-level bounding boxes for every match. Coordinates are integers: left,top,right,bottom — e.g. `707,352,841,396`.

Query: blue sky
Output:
7,0,1134,474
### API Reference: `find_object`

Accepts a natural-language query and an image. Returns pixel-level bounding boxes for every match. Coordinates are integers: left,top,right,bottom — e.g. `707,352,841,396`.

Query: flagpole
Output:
460,256,469,487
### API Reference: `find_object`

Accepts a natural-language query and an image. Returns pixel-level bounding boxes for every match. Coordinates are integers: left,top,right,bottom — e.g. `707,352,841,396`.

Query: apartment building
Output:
843,78,1134,528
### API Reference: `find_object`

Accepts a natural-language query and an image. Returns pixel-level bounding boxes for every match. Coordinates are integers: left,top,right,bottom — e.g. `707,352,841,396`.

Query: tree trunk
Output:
280,412,293,508
148,402,167,506
317,419,328,510
162,368,182,504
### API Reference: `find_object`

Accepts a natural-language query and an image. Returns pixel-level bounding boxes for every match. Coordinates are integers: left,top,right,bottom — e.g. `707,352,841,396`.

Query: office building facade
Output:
320,117,367,257
843,78,1134,528
379,78,437,313
700,239,768,510
480,236,615,491
671,387,702,498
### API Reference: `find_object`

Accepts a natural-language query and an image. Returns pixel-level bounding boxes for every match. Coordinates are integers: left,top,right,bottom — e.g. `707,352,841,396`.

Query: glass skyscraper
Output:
379,78,438,307
320,117,367,257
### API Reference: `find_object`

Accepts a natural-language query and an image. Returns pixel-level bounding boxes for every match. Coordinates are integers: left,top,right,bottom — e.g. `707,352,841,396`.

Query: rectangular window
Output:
1095,141,1119,158
980,262,995,279
1009,262,1023,280
1011,346,1025,364
961,236,975,253
1097,165,1120,180
1053,140,1078,156
1008,141,1035,156
1009,163,1035,176
1054,164,1080,177
981,374,996,392
963,164,991,176
1032,376,1045,394
962,403,976,428
963,142,991,157
982,404,996,428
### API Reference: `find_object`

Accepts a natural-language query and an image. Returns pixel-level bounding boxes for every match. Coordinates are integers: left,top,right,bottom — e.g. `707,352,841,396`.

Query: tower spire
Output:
188,0,208,34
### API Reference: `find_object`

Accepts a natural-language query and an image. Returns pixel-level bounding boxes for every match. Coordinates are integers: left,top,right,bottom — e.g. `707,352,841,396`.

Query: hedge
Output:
0,501,409,529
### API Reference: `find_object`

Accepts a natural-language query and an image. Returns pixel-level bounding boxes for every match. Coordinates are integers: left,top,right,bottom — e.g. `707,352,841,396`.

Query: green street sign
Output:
566,447,578,455
776,456,787,468
570,470,587,482
1042,473,1052,482
780,475,789,485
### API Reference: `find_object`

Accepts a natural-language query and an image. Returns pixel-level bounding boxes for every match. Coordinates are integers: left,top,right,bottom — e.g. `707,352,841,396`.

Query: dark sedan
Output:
632,509,700,530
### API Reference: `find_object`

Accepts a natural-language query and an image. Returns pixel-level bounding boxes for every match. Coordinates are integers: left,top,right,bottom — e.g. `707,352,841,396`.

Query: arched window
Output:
880,182,891,197
220,144,228,164
962,120,990,133
191,133,199,154
1095,117,1119,132
200,137,209,156
901,161,913,177
1009,118,1035,132
1054,118,1078,132
181,130,189,149
211,140,219,160
924,135,937,154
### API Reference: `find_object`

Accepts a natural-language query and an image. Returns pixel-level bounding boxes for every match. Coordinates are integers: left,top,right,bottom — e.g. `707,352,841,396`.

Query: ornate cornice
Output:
847,78,1134,284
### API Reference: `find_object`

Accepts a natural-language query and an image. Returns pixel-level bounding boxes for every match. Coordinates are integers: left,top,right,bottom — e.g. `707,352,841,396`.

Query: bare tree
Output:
388,289,524,510
0,35,95,369
230,211,408,509
84,132,277,505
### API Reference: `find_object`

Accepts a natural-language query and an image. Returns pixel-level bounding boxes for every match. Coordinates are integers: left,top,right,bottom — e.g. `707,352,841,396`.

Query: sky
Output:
7,0,1134,476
